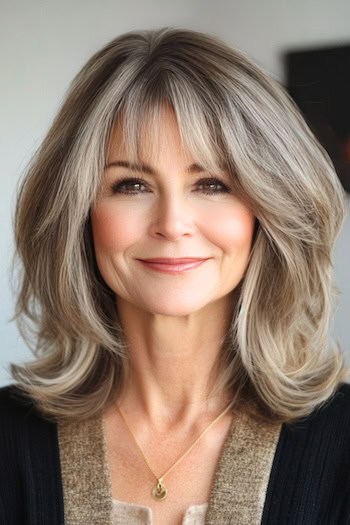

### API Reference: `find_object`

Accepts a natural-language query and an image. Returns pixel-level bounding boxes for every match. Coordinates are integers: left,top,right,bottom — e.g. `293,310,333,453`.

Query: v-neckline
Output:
58,410,282,524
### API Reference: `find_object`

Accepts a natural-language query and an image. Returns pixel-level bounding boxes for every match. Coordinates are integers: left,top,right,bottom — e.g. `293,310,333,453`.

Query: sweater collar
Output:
205,411,282,524
58,410,282,524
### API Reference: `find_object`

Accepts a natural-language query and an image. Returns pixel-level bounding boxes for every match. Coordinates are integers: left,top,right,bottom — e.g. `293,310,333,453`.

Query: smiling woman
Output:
1,27,350,525
92,105,255,319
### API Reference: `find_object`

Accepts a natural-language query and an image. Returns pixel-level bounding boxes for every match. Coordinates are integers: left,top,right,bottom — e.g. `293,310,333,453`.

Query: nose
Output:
148,193,196,240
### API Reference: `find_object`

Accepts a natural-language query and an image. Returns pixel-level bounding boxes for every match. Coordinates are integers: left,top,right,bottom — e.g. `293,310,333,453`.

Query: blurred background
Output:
1,0,349,386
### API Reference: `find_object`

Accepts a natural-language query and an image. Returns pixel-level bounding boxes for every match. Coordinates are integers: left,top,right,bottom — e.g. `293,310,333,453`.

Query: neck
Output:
116,296,234,430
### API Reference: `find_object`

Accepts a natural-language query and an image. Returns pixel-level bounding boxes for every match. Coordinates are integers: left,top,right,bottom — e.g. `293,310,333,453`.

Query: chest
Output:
58,410,283,525
103,412,233,525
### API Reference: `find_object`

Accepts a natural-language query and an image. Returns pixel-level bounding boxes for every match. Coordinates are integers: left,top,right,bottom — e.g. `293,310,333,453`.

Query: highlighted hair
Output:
11,27,349,422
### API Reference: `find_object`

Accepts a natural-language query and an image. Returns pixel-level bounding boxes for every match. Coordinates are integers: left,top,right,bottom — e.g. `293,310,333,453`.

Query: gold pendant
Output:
152,478,168,501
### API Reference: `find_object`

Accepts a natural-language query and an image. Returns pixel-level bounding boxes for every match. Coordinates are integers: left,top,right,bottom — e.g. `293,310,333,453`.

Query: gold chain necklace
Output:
117,401,233,501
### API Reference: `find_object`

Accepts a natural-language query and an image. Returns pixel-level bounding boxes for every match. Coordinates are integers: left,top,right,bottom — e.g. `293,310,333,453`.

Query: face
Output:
91,106,256,318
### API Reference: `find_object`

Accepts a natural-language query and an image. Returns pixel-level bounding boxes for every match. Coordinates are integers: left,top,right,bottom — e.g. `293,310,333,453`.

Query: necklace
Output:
117,401,233,501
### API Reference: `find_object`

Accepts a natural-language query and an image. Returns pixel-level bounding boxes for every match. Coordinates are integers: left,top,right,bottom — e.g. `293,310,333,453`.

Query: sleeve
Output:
0,385,65,525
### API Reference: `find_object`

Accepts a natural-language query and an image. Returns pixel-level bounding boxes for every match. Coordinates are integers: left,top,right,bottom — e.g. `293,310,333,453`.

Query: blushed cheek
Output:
91,205,137,253
208,205,256,251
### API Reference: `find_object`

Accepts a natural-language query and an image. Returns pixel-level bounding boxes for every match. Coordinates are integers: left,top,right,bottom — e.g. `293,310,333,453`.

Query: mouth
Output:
136,258,209,274
139,258,209,264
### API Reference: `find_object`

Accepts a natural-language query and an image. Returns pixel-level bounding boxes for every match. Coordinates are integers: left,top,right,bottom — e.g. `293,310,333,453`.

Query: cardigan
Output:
0,382,350,525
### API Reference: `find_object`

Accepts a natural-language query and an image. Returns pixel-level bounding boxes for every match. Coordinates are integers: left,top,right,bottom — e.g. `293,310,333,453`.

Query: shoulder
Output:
288,381,350,432
0,384,49,427
261,383,350,522
0,383,34,411
0,385,63,524
278,382,350,445
0,385,57,468
0,383,57,456
326,381,350,416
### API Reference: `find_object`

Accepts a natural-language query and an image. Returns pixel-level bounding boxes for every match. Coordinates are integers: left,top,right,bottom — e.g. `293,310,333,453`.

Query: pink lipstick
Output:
137,258,209,274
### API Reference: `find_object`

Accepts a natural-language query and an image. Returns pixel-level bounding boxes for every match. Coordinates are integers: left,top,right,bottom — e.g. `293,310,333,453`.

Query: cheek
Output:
206,203,255,252
91,204,138,253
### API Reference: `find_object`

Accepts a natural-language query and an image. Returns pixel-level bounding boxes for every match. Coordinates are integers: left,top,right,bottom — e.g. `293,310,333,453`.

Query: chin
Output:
141,299,209,318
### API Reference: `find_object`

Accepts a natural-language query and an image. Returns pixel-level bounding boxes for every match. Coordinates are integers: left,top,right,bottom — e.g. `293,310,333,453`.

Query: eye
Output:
111,177,149,195
196,177,231,195
110,176,232,196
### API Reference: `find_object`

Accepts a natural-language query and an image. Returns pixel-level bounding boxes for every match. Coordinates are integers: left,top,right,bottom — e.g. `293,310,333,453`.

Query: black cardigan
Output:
1,383,350,524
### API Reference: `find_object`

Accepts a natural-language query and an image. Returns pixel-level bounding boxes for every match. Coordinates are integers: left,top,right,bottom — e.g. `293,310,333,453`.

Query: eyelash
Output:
110,177,231,196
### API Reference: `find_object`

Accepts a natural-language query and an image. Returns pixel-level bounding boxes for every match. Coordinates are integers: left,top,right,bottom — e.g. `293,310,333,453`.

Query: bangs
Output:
111,70,227,177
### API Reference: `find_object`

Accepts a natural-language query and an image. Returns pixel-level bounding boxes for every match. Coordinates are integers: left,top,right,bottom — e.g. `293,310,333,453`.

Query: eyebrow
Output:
104,160,207,175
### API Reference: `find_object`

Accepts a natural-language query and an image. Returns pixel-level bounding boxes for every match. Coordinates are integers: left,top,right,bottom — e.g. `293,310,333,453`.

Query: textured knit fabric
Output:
58,416,111,524
111,499,208,524
58,404,281,524
204,409,281,523
1,382,350,524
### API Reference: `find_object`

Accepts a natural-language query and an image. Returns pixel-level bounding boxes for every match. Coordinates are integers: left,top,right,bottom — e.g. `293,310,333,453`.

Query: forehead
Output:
107,104,190,163
106,102,224,176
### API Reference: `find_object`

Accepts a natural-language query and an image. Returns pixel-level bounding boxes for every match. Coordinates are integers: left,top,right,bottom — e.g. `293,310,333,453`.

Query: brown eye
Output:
111,177,149,194
197,178,231,195
110,176,231,196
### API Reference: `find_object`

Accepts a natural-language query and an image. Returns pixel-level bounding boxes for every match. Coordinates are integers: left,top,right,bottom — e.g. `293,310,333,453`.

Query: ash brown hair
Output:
11,27,349,422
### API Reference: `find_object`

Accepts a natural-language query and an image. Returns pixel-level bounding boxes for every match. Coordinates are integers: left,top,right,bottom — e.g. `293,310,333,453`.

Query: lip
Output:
137,257,209,274
139,258,209,264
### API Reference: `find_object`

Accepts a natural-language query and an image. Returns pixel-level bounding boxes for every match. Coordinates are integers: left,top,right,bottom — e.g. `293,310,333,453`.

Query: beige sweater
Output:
58,411,282,524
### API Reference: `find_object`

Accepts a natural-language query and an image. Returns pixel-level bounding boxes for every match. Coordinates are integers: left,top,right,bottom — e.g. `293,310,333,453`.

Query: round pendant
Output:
152,479,168,501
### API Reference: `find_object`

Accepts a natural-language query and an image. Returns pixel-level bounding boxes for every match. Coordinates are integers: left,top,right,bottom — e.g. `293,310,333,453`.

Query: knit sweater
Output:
0,383,350,524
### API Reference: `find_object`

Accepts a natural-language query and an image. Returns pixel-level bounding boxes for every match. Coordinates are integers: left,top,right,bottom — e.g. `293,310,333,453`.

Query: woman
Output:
1,27,350,525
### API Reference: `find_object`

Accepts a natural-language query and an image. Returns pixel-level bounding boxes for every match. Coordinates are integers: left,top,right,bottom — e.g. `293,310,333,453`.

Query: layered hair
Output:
11,27,349,422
